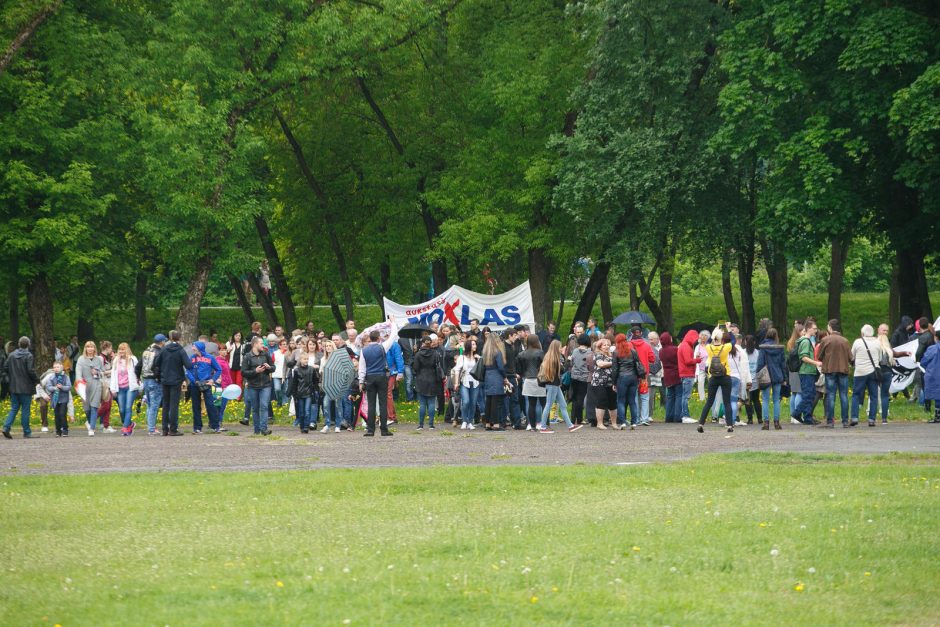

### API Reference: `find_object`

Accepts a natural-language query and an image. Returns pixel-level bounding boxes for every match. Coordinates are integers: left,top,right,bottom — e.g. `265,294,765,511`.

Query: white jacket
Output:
109,356,140,393
728,347,750,388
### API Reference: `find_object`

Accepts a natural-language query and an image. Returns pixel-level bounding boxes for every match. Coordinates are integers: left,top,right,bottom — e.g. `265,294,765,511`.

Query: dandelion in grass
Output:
793,582,804,592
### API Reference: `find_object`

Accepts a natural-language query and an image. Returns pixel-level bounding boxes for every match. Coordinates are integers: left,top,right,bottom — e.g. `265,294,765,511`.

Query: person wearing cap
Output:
186,341,222,434
629,326,656,425
137,334,166,435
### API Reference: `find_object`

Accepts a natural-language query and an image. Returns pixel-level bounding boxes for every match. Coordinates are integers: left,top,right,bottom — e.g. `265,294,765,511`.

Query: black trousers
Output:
699,375,733,427
486,393,505,427
570,380,588,423
745,387,763,422
161,383,182,433
54,402,68,434
365,374,389,434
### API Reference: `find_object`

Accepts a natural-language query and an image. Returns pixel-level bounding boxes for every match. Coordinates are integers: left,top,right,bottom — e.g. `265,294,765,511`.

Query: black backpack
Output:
787,339,806,373
708,346,728,377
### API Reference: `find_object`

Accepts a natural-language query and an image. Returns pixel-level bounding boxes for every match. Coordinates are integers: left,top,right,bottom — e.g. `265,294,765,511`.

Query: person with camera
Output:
242,336,275,435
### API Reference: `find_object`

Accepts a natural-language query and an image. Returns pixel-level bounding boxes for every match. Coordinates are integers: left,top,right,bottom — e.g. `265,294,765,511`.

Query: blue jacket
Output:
186,342,222,384
385,341,405,376
756,341,787,385
921,343,940,402
483,351,506,396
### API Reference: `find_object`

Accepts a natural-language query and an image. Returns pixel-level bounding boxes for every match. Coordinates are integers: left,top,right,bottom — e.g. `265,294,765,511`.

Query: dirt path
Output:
1,422,938,475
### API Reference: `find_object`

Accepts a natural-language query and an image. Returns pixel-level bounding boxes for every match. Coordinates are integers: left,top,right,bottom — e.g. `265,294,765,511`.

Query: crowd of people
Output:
2,311,939,440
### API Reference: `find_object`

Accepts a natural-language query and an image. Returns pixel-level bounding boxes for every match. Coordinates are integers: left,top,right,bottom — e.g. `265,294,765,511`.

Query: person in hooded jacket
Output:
677,330,701,423
412,337,442,429
569,334,593,425
756,328,787,430
920,330,940,423
2,337,40,439
629,327,656,425
659,332,681,422
152,330,193,436
186,341,222,434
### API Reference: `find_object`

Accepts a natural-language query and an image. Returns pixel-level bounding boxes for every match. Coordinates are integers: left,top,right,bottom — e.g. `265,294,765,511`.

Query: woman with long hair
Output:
75,341,103,436
538,340,581,433
516,335,546,431
612,333,640,429
568,334,593,425
743,335,762,424
786,321,805,422
694,330,711,402
97,340,116,432
697,333,735,433
110,342,140,436
454,338,480,430
876,323,909,423
481,333,508,430
756,328,787,430
589,337,616,430
226,330,244,393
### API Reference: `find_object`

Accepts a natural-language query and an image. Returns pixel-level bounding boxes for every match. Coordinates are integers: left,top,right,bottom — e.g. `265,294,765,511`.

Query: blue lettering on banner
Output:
460,304,472,326
500,305,521,325
480,308,503,326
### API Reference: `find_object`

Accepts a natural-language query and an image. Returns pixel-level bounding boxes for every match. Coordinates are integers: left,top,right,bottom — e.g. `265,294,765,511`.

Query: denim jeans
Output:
117,387,137,428
295,395,313,429
730,378,741,424
218,397,228,424
4,393,32,435
325,397,349,428
541,384,572,428
507,382,522,428
403,365,416,402
824,373,849,424
143,379,162,432
272,377,286,406
680,377,695,419
878,375,891,422
638,389,650,422
851,373,879,423
616,375,639,426
418,394,437,427
460,385,479,423
191,384,219,431
246,386,271,433
664,384,682,422
761,383,782,422
797,374,817,421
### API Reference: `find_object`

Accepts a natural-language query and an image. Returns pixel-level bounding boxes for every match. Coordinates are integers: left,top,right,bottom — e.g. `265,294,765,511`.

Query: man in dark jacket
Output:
152,330,193,436
3,337,40,438
502,328,522,428
242,336,275,435
399,336,417,402
537,321,561,352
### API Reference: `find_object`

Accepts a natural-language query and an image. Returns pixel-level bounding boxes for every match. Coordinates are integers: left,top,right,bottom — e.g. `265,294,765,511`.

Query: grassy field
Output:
1,453,938,625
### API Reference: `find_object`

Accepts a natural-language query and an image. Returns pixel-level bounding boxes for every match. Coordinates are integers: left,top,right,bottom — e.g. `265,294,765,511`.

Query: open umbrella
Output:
611,310,655,326
397,322,433,339
677,321,713,341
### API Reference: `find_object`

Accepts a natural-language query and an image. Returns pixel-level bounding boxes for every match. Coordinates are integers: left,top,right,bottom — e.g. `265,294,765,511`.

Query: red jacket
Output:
630,338,655,373
677,330,701,378
659,332,680,387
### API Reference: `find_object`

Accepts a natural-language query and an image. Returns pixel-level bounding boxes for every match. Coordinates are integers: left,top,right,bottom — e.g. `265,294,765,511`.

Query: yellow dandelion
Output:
632,546,641,552
551,586,559,592
793,582,804,592
759,522,768,528
530,596,539,603
864,572,871,577
276,581,284,588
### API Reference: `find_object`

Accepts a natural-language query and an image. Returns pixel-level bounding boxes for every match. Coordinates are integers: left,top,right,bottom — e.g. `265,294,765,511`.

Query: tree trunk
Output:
628,281,639,311
736,238,756,334
76,292,94,343
721,251,739,324
454,256,469,287
896,245,933,321
254,216,296,331
134,271,148,342
324,285,346,330
659,247,675,332
528,247,552,329
600,277,613,325
888,261,900,331
8,281,19,339
227,272,256,328
573,262,610,326
25,272,55,370
245,271,279,331
762,239,789,331
827,234,850,323
366,276,385,318
175,256,213,343
380,260,391,298
0,0,63,74
556,284,566,327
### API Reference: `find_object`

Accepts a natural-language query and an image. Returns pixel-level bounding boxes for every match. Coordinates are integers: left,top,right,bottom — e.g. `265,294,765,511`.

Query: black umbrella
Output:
611,310,655,326
397,322,433,339
677,321,713,341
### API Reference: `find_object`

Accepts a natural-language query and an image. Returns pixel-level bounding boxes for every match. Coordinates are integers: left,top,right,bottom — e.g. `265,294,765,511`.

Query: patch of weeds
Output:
26,463,44,469
304,457,320,462
438,430,454,436
225,431,240,436
491,454,512,461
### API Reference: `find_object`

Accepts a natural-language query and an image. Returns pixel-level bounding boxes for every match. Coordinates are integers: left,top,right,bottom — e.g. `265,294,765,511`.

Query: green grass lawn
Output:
1,454,938,625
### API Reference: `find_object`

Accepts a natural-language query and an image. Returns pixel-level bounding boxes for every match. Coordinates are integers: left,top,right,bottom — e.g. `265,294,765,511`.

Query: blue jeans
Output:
246,386,271,433
295,395,314,429
418,394,436,427
191,384,219,431
730,378,741,424
664,384,682,422
218,397,228,424
680,377,695,419
541,385,572,428
325,397,350,428
4,393,32,435
272,377,286,406
761,383,782,422
143,379,162,432
638,389,650,422
879,375,891,422
851,373,879,423
117,387,137,428
403,365,416,402
505,382,522,428
824,373,849,424
797,374,817,421
616,375,639,426
460,386,479,423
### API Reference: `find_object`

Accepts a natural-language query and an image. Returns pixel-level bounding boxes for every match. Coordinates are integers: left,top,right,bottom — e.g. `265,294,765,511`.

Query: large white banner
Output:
383,281,536,330
889,338,921,394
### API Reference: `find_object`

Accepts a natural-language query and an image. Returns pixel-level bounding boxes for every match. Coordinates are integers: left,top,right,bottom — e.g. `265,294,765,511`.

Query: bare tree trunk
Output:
26,272,55,371
134,271,148,342
600,277,613,325
556,284,566,327
761,238,789,331
721,251,740,324
76,291,94,343
324,285,346,330
0,0,63,74
8,281,19,340
227,272,256,328
254,216,297,331
628,281,639,311
572,262,610,327
896,245,933,321
888,261,900,331
528,247,552,329
245,272,279,331
827,234,850,323
659,247,675,332
737,238,756,334
175,256,213,343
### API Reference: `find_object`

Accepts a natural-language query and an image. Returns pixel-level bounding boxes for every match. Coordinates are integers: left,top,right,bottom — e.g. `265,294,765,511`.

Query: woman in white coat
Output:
110,342,140,436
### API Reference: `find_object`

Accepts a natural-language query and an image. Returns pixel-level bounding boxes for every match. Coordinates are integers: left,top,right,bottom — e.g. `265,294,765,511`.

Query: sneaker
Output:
88,430,95,437
429,425,436,430
380,431,394,436
467,423,475,430
321,426,330,433
148,430,158,436
41,426,49,433
697,425,704,433
334,427,341,433
681,417,697,424
629,424,636,431
537,427,554,433
416,426,423,431
2,430,11,439
641,420,651,426
84,420,90,430
790,417,803,425
62,431,68,437
727,427,734,433
262,430,272,436
239,419,250,426
23,432,37,438
104,426,116,433
301,429,309,434
193,430,202,435
217,427,227,432
525,424,532,431
569,424,584,433
168,431,184,436
460,423,467,430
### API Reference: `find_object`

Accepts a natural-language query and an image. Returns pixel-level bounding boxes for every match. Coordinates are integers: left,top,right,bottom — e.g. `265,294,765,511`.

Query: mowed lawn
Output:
2,454,939,625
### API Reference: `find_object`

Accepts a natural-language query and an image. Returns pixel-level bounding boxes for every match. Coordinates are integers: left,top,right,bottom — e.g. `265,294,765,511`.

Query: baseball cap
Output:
153,333,167,343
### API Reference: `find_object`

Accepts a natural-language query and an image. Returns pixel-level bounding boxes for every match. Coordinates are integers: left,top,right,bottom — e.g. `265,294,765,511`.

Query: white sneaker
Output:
334,427,340,433
525,425,533,431
88,430,95,437
681,417,697,424
104,426,116,433
467,423,476,430
41,426,49,432
320,426,329,433
791,417,802,425
460,423,467,429
84,420,89,429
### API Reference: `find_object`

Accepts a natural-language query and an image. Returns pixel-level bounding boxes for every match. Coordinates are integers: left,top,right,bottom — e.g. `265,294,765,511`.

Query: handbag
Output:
470,356,486,383
756,365,771,390
862,339,883,384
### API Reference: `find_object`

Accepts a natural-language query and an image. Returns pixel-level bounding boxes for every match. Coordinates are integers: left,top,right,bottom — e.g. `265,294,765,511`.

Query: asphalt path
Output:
2,421,938,475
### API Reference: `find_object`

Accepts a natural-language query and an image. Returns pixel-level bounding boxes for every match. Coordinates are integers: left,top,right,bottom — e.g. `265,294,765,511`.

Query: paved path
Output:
2,422,939,475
